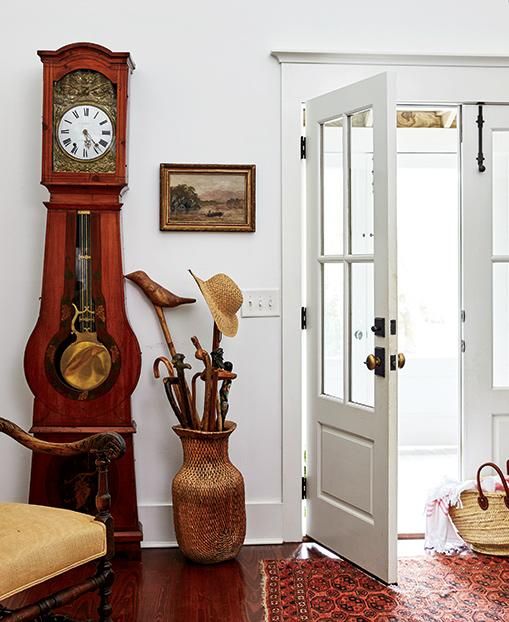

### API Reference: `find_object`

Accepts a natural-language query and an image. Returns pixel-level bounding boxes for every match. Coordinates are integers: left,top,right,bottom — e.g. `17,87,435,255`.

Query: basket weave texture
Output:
450,490,509,555
172,421,246,564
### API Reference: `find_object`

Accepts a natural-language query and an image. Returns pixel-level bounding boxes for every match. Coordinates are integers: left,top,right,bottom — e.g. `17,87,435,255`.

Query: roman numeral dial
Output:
57,104,114,162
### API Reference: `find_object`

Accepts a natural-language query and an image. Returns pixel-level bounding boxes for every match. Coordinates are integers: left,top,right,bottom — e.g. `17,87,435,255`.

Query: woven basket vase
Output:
172,421,246,564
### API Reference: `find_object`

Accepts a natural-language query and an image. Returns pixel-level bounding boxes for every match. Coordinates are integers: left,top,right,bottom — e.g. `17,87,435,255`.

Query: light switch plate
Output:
241,289,280,318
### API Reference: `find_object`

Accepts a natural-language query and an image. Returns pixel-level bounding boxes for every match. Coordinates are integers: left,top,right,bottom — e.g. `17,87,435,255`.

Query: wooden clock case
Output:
24,43,142,555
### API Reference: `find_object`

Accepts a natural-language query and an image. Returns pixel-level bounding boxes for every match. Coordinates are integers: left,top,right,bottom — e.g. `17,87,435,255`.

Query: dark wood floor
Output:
5,543,332,621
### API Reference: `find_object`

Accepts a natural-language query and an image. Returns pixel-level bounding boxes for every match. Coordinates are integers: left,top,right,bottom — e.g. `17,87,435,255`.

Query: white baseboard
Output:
138,501,284,548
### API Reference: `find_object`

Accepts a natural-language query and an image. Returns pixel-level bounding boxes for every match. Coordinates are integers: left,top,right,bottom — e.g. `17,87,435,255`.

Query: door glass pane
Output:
493,131,509,255
350,262,374,407
351,109,374,255
323,262,344,398
322,118,344,255
493,263,509,387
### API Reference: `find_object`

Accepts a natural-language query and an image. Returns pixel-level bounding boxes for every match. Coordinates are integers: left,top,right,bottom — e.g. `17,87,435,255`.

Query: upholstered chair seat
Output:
0,503,107,601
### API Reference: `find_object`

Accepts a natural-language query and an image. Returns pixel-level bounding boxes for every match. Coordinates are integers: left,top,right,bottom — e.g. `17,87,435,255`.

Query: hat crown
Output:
205,274,243,314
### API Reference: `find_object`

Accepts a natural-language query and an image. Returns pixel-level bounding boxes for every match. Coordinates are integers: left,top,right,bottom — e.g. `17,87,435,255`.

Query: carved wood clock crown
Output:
24,43,142,554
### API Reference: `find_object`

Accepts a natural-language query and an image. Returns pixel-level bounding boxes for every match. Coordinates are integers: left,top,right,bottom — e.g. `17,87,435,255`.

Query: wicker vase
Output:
172,421,246,564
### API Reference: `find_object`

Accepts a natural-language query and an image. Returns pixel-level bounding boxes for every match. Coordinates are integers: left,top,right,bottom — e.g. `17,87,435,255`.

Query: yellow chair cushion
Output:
0,503,107,600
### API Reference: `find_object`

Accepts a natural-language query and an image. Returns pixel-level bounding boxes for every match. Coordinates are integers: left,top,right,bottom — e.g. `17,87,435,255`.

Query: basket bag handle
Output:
476,462,509,510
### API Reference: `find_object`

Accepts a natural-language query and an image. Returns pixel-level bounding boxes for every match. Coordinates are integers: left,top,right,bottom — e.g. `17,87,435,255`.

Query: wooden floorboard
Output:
4,543,330,621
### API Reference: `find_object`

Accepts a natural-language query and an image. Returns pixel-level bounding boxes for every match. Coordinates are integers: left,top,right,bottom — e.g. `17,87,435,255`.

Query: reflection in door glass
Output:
350,262,374,407
493,263,509,387
322,263,344,399
351,110,374,255
493,132,509,256
322,119,344,255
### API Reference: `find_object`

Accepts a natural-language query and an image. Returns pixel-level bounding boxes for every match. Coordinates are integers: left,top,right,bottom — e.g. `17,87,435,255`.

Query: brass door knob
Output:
397,353,406,369
364,354,382,371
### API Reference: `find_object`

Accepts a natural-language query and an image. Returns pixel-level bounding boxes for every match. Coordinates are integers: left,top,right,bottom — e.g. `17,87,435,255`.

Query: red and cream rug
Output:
261,554,509,621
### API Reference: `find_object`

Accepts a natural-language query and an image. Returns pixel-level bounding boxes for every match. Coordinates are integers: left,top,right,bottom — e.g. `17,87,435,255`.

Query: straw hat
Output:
189,270,243,337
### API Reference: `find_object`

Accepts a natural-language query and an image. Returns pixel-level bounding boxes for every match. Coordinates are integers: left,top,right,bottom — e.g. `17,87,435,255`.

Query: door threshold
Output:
398,538,425,558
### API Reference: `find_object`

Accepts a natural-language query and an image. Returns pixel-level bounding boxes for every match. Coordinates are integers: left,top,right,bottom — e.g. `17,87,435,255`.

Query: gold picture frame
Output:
160,163,256,232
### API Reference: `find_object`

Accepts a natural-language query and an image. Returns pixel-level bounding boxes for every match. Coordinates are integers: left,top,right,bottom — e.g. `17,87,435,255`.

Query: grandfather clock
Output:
24,43,142,554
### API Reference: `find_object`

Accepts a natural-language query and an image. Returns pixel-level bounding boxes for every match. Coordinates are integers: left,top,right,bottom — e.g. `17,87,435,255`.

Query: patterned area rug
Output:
261,555,509,621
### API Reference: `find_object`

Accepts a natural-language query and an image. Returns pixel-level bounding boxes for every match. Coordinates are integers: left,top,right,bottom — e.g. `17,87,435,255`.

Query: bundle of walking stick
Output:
153,335,236,432
126,270,237,432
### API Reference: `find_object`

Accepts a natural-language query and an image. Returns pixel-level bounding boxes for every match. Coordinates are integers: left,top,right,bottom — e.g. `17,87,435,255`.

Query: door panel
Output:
306,72,398,583
463,105,509,475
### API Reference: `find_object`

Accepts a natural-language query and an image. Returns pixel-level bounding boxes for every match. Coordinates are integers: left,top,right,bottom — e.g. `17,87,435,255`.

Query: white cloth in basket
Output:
424,477,502,554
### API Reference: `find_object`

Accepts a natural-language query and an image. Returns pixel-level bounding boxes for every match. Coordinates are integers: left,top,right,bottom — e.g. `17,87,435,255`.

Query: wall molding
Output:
271,51,509,68
139,501,285,548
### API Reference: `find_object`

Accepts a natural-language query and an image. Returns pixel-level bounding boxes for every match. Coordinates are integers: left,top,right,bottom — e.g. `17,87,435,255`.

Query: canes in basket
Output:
449,461,509,555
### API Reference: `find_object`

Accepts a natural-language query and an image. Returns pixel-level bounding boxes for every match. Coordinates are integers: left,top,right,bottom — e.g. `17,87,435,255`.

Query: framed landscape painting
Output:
160,163,256,232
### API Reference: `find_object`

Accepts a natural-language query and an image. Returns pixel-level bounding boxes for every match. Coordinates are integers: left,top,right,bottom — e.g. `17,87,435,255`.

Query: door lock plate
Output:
374,346,385,377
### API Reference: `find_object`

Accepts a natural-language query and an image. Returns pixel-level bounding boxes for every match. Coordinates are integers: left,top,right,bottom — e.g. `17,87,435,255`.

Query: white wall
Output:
2,0,509,544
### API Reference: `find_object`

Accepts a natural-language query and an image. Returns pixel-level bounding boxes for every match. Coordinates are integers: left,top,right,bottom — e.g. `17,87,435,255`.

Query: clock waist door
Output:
24,207,141,426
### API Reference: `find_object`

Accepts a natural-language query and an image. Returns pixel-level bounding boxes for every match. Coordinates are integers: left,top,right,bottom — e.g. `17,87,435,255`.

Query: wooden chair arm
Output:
0,417,126,559
0,417,126,461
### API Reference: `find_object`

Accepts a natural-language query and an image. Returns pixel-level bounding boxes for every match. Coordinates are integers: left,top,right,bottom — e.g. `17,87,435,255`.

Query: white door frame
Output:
274,51,509,542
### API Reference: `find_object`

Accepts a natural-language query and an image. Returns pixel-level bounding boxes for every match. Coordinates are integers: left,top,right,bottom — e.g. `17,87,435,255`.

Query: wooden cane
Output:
191,336,213,431
155,306,178,358
219,361,234,427
212,322,222,353
208,368,220,431
153,311,198,425
191,372,202,425
153,357,188,427
163,377,188,428
153,352,188,419
216,395,223,432
172,353,196,429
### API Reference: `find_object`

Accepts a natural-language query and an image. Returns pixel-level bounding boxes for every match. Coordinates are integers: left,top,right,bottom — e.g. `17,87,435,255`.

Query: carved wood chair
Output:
0,417,125,622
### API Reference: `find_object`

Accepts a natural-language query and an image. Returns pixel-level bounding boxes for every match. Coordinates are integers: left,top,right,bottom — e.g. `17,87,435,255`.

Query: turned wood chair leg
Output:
97,559,114,622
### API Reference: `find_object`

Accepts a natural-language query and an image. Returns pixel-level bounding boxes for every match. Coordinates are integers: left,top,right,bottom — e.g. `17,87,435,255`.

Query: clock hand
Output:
82,128,100,149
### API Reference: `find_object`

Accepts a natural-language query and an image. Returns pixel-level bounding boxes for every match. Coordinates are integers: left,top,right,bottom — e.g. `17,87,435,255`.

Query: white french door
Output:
463,105,509,478
305,73,399,584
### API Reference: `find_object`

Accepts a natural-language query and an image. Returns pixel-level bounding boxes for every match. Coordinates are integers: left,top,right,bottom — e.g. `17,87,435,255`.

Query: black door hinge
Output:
301,306,307,329
302,476,307,500
301,136,306,159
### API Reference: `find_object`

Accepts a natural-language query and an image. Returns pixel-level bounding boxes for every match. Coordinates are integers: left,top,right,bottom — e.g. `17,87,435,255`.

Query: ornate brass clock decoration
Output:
53,70,116,173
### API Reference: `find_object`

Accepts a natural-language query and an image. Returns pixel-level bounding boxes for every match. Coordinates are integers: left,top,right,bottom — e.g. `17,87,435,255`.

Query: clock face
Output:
57,104,114,162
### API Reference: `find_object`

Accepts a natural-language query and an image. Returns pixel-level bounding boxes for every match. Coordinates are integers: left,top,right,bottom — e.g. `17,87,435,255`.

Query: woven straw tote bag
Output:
449,461,509,555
